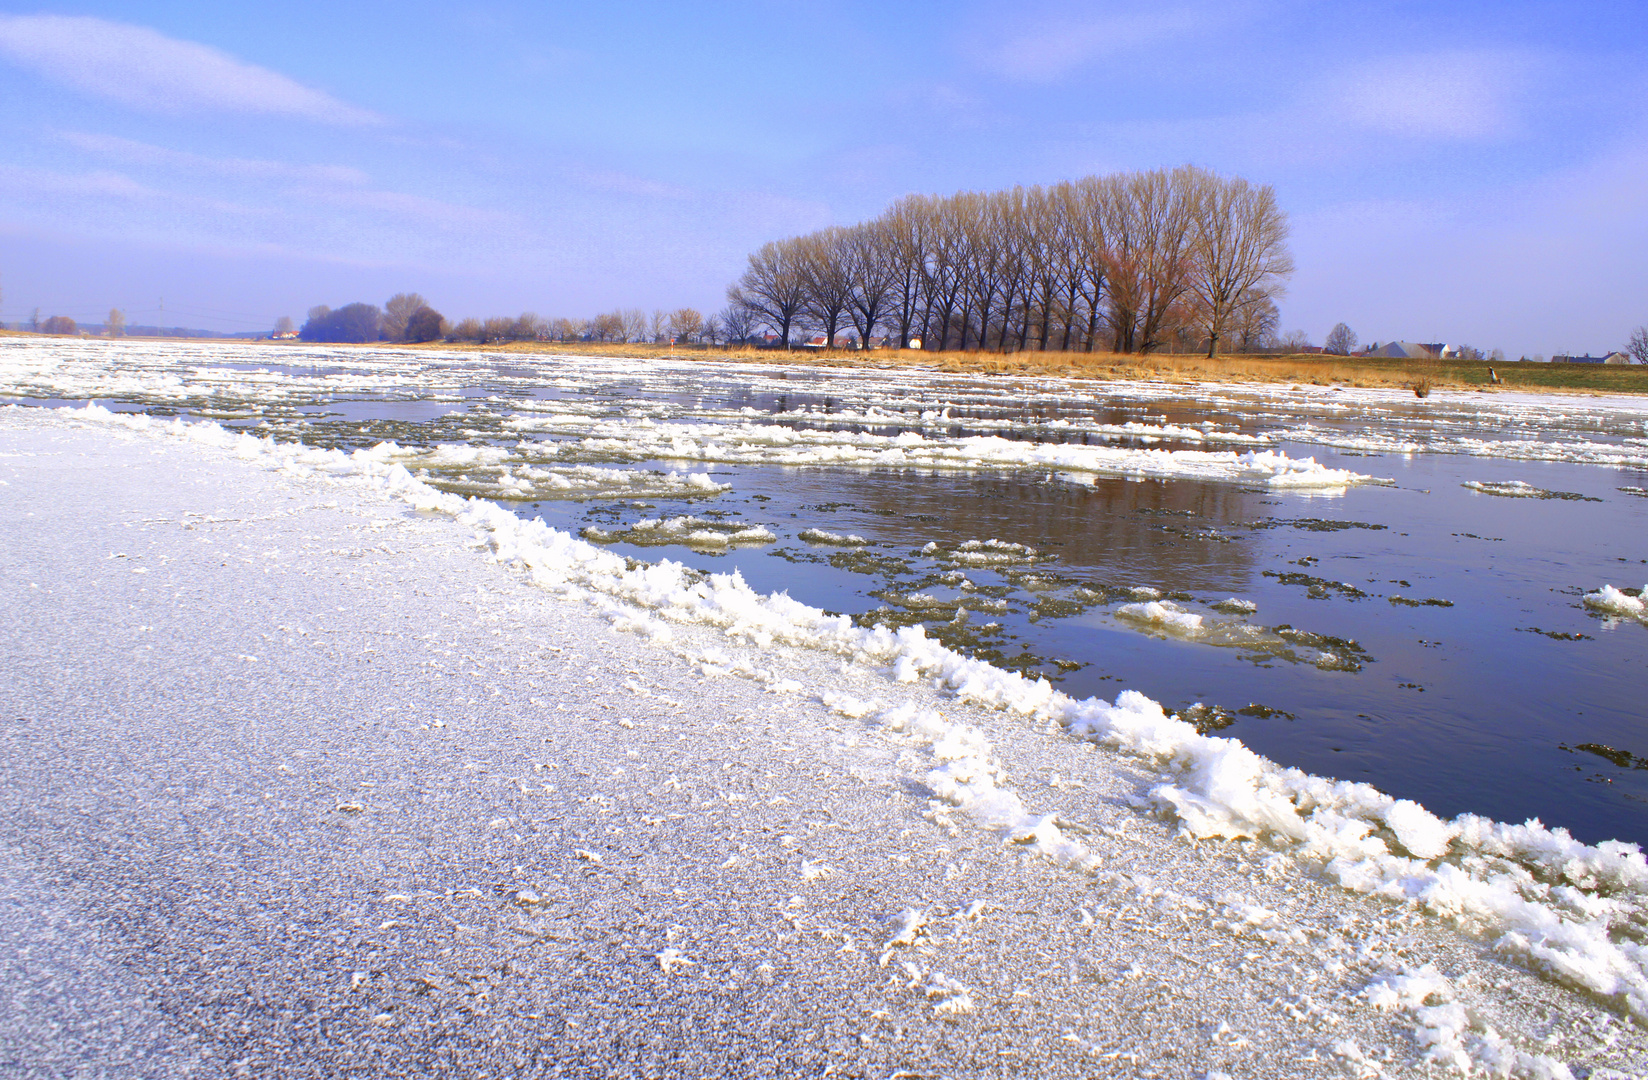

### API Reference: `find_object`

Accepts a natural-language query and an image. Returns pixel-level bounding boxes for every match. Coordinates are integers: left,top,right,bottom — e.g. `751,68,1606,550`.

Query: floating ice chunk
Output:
582,515,775,551
1583,584,1647,622
1462,480,1599,501
797,528,868,546
1116,600,1204,636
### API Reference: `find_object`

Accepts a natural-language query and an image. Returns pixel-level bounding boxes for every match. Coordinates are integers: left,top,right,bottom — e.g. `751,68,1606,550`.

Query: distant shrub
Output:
40,315,77,335
448,317,483,343
405,306,445,343
300,302,382,343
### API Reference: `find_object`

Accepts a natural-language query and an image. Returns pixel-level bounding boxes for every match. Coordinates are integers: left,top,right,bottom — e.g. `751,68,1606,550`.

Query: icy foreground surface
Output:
4,403,1647,1078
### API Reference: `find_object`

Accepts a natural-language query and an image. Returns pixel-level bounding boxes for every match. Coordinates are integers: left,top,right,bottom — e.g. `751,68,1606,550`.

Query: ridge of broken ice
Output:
515,412,1382,490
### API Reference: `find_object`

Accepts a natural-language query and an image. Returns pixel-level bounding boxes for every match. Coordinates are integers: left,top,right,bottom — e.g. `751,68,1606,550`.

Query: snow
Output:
5,342,1648,1075
22,401,1648,1042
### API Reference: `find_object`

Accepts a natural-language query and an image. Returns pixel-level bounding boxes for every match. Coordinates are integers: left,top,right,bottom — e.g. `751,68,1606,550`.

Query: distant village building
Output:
1553,352,1633,365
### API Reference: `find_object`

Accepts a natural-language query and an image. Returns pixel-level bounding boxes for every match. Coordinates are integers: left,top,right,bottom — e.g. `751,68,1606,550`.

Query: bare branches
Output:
730,165,1294,355
728,239,807,348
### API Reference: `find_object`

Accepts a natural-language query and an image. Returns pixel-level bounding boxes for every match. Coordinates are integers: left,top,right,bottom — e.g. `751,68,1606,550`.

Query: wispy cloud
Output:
56,131,372,186
291,186,511,231
974,6,1217,82
561,164,693,201
1330,50,1529,140
0,163,160,201
0,15,380,125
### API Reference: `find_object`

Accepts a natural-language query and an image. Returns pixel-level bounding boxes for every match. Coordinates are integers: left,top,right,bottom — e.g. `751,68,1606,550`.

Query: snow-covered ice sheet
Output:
7,400,1648,1078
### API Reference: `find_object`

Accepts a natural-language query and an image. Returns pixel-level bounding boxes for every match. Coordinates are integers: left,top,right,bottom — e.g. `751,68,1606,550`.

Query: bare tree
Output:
272,315,295,336
106,308,125,337
615,308,644,344
1629,326,1648,365
382,292,428,342
1325,322,1357,355
1183,168,1294,357
512,312,547,341
1231,293,1279,351
1280,328,1313,352
729,238,806,349
649,309,669,343
841,219,899,349
718,304,756,345
590,311,625,342
882,195,931,347
669,307,704,344
797,228,854,348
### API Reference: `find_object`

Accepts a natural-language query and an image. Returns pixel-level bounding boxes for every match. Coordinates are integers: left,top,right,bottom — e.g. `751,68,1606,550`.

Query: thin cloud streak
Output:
56,131,373,187
1331,50,1532,140
974,6,1220,82
0,15,381,125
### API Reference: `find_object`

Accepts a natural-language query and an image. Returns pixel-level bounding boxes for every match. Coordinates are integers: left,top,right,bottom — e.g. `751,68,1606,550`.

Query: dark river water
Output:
6,341,1646,845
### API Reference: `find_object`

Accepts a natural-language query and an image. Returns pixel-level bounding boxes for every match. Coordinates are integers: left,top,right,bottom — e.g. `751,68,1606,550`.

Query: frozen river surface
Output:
6,338,1643,845
7,337,1648,1077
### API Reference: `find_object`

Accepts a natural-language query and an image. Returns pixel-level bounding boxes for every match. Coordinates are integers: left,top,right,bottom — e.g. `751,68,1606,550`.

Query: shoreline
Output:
4,400,1646,1076
8,329,1644,396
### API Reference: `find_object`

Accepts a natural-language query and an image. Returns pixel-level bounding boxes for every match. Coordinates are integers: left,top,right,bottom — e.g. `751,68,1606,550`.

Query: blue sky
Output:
0,1,1644,354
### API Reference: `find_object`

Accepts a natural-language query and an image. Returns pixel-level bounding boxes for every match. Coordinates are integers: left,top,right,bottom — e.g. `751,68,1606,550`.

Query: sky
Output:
0,1,1644,355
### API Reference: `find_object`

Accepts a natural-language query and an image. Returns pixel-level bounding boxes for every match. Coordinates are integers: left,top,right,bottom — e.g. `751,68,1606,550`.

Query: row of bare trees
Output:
728,165,1293,356
442,306,746,346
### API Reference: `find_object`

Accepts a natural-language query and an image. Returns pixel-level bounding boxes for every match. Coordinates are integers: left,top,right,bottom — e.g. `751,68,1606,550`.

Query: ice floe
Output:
1463,480,1600,502
582,515,776,551
1584,584,1647,623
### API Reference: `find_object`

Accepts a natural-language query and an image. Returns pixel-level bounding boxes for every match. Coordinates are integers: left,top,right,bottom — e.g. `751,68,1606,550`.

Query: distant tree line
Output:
292,294,748,348
726,165,1293,355
298,293,446,343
